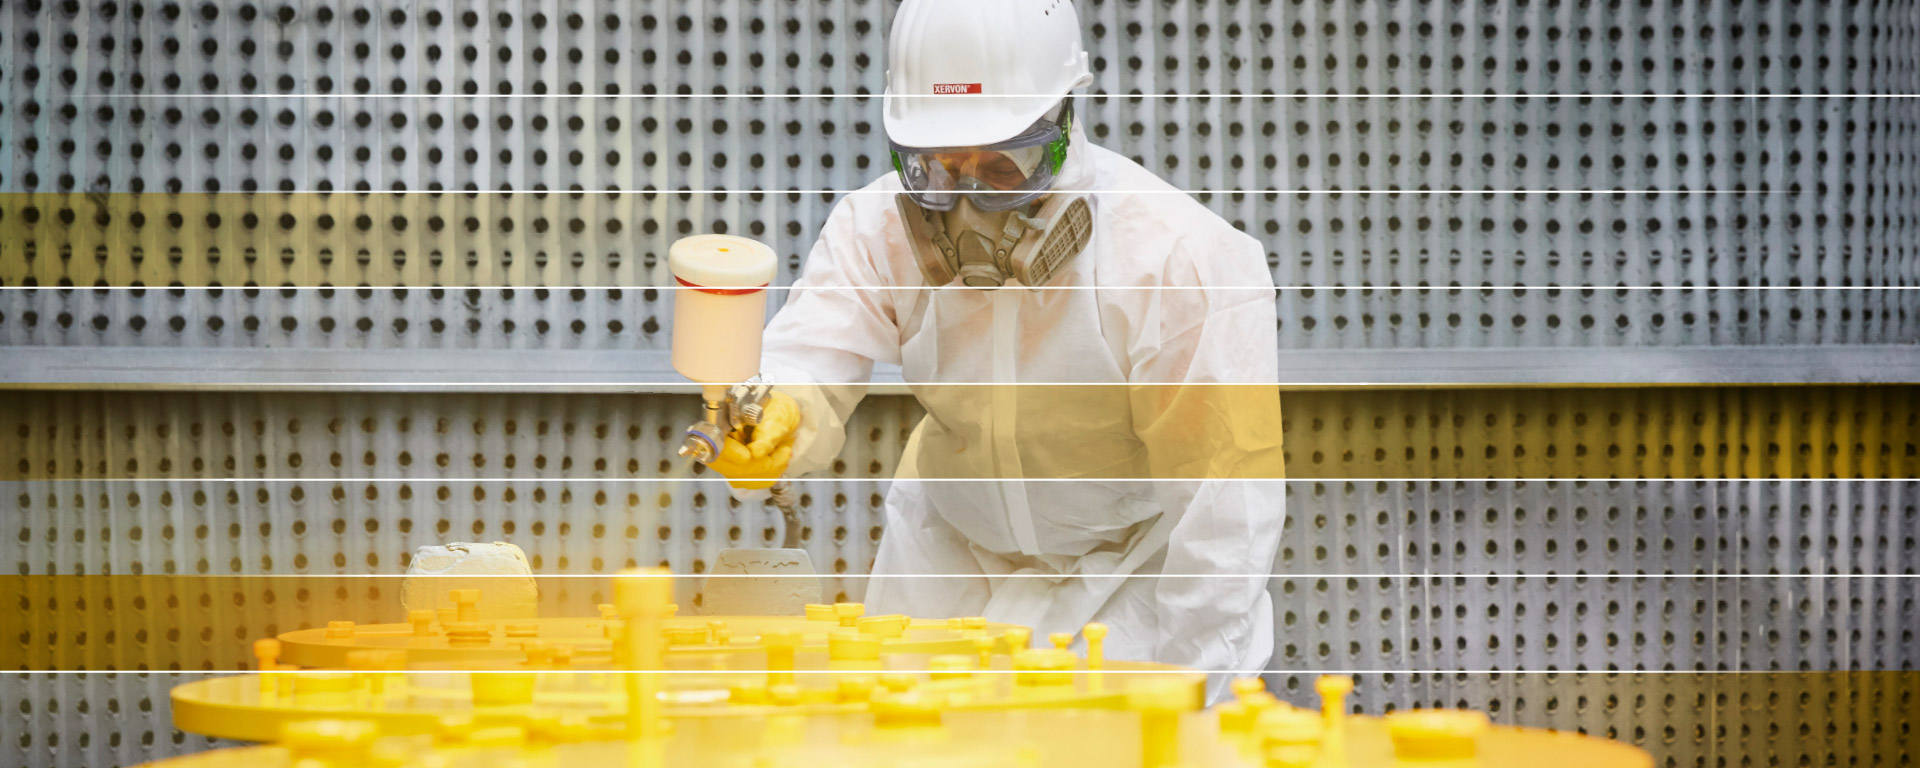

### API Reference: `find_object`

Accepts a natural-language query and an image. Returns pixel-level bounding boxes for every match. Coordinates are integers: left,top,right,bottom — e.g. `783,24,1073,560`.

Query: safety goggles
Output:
889,106,1073,212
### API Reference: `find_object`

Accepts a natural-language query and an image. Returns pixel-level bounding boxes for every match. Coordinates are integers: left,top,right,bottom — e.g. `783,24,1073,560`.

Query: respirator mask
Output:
889,103,1093,289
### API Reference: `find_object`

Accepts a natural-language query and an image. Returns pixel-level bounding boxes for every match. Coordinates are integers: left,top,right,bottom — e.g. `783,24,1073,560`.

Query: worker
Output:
703,0,1286,697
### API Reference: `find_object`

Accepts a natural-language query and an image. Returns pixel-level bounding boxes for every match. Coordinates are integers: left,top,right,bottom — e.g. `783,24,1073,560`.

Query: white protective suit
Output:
758,121,1287,692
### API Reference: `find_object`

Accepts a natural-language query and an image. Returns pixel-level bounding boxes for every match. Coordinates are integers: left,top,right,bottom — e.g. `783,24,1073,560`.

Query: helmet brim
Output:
882,93,1065,150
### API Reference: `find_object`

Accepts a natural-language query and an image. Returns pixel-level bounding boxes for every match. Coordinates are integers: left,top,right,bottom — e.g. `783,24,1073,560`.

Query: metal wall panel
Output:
2,0,1918,372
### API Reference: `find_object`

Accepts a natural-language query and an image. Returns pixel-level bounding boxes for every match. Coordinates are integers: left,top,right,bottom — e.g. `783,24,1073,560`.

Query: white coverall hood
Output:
758,126,1286,700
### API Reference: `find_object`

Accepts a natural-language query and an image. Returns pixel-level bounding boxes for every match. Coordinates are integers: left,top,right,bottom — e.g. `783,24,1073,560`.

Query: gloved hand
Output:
705,390,800,490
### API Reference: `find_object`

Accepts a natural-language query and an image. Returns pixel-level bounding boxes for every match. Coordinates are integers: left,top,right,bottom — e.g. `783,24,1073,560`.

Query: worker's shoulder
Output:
1087,146,1268,283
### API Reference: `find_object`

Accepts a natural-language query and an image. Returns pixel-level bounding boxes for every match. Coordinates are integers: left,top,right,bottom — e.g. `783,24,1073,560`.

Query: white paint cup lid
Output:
668,234,777,288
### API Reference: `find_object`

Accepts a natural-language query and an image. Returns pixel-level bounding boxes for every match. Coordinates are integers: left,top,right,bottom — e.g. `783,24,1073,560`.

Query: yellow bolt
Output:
666,603,679,617
1083,623,1108,669
665,626,710,646
325,620,356,639
836,674,877,703
858,614,910,638
1385,710,1488,761
829,630,882,662
505,622,539,638
834,602,866,627
409,610,435,637
449,588,481,623
1005,626,1032,653
280,719,377,762
768,683,803,707
551,645,574,667
254,638,281,671
254,639,281,697
445,622,491,646
435,608,457,627
1259,706,1326,768
1316,674,1354,723
879,672,917,694
598,603,619,620
929,655,974,681
1232,677,1268,703
1012,649,1075,687
975,636,994,668
764,630,800,686
471,672,537,707
709,621,732,645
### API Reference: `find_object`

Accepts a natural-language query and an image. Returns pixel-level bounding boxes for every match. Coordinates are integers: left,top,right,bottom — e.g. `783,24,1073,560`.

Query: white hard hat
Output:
884,0,1094,150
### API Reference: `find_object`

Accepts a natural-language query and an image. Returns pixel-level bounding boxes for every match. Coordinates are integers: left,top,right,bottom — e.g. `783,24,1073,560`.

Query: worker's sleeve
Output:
1127,231,1287,685
758,198,903,477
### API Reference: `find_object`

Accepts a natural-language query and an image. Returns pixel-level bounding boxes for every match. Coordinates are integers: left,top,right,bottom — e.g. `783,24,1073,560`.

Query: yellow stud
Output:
1005,626,1032,653
550,644,574,667
1385,710,1488,761
409,609,435,637
834,602,866,627
835,674,877,703
254,638,281,697
280,719,378,762
829,630,882,661
1012,649,1075,687
1049,632,1074,651
1083,623,1108,670
598,603,619,620
1232,677,1268,702
505,622,539,639
449,588,481,623
709,621,732,645
857,614,910,638
1316,674,1354,723
1129,678,1203,768
929,655,974,681
1259,707,1326,768
444,622,491,646
975,635,995,669
325,620,356,639
804,603,835,622
435,608,457,627
665,626,709,646
254,638,281,671
764,630,800,686
879,672,917,694
613,567,673,747
471,672,537,707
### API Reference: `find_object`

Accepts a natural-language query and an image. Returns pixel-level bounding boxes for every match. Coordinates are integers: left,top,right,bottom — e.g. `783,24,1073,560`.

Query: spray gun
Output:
667,234,805,550
676,376,804,549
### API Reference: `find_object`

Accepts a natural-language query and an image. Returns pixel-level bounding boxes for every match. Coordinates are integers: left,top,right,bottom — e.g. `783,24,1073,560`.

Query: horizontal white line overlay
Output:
12,669,1903,675
2,286,1903,292
14,477,1915,484
55,93,1920,100
13,573,1914,580
24,189,1803,195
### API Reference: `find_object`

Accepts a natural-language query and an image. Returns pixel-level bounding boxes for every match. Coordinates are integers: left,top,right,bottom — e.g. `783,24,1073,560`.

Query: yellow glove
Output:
705,390,800,490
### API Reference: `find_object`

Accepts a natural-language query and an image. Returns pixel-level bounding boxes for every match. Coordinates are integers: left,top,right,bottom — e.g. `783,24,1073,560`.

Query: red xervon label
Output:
931,83,983,94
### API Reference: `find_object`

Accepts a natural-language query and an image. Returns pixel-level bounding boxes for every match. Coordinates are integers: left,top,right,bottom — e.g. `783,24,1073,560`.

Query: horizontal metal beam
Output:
2,345,1915,391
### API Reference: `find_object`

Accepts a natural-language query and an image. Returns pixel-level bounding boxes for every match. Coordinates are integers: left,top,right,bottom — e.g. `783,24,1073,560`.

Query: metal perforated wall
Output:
3,0,1920,376
4,389,1918,767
